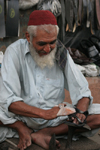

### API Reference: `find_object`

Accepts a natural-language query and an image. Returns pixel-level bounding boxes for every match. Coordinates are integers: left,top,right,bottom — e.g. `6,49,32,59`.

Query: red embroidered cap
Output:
28,10,57,26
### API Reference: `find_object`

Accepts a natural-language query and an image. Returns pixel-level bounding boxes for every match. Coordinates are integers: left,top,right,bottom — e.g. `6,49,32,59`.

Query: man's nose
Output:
43,44,51,53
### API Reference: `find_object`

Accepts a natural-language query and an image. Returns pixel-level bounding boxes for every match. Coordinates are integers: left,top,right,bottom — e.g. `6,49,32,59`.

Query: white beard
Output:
29,43,57,69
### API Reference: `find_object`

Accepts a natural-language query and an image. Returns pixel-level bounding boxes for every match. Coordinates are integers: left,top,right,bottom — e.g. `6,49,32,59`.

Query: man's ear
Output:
25,31,30,42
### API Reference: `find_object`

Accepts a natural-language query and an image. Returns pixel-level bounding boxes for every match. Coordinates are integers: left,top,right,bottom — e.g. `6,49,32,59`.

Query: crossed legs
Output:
0,114,100,150
0,121,33,150
31,114,100,149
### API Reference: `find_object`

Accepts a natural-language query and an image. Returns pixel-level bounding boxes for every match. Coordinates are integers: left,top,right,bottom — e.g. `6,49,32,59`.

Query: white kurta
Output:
0,39,100,141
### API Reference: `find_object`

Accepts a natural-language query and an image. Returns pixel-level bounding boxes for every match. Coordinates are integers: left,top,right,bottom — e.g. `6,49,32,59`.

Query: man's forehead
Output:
37,26,57,35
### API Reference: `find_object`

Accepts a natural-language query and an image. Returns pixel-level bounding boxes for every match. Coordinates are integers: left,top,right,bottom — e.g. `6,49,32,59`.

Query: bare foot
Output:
31,128,60,149
17,123,33,150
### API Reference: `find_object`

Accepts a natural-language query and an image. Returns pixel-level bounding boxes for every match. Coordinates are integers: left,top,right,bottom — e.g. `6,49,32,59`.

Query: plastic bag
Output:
19,0,39,10
76,64,99,77
37,0,61,17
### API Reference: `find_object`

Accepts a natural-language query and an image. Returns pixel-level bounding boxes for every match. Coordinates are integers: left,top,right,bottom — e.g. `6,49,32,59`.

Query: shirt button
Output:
38,93,40,96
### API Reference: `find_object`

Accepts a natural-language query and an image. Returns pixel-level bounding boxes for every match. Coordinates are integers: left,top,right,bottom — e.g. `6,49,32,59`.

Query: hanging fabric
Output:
78,0,83,25
0,0,5,38
86,0,92,28
57,0,66,43
73,0,78,32
90,0,95,34
37,0,61,17
19,0,39,10
65,0,79,32
95,0,100,30
82,0,87,26
65,0,74,32
6,0,19,37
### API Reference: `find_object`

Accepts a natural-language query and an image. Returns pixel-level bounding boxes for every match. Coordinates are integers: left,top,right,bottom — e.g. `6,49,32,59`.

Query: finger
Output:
81,114,86,122
71,117,74,120
76,113,86,123
73,118,78,124
73,114,82,124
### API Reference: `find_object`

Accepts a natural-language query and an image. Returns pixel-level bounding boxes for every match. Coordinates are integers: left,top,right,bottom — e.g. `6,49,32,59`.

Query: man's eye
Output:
37,42,46,46
50,40,56,44
38,43,45,46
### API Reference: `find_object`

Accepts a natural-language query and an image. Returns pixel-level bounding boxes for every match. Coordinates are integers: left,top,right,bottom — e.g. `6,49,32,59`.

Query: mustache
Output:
29,44,57,69
36,49,53,55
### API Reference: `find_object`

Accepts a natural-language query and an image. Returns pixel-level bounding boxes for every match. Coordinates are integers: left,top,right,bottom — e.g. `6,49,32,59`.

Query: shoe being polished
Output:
89,35,100,53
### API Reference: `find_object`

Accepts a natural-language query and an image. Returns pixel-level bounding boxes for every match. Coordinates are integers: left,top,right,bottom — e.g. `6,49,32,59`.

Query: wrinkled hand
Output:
72,113,86,124
42,106,60,120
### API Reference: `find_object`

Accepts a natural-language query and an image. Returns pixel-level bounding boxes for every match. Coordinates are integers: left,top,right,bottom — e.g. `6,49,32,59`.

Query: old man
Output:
0,10,100,150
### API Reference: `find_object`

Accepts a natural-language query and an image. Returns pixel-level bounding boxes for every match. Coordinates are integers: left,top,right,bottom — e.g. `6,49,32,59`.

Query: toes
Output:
26,139,31,147
56,140,61,148
17,135,32,150
17,141,27,150
18,139,31,150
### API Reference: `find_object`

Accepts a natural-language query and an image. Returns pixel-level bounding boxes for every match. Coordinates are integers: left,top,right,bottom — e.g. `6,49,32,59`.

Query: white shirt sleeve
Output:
64,50,93,106
0,46,23,124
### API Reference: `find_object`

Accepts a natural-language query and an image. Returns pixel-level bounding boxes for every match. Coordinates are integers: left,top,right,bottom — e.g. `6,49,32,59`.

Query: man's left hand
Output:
72,113,86,124
72,97,90,124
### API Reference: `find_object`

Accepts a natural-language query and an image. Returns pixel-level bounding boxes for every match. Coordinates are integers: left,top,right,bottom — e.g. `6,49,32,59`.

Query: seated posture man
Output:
0,10,100,150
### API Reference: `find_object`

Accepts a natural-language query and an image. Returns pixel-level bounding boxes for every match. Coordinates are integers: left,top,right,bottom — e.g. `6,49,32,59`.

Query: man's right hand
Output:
9,101,60,120
41,106,60,120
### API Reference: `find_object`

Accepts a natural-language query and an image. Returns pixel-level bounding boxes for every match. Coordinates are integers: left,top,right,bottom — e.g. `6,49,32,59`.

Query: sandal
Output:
68,108,88,127
49,108,91,150
80,39,99,59
66,108,90,130
65,108,90,150
49,134,56,150
89,35,100,53
80,39,100,67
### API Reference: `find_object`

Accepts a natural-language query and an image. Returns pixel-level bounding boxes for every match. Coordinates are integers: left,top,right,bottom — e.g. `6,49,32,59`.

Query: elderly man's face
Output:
31,26,57,56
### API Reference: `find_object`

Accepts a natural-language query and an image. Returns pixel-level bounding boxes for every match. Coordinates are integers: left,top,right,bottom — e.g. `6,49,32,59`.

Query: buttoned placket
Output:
35,67,45,106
